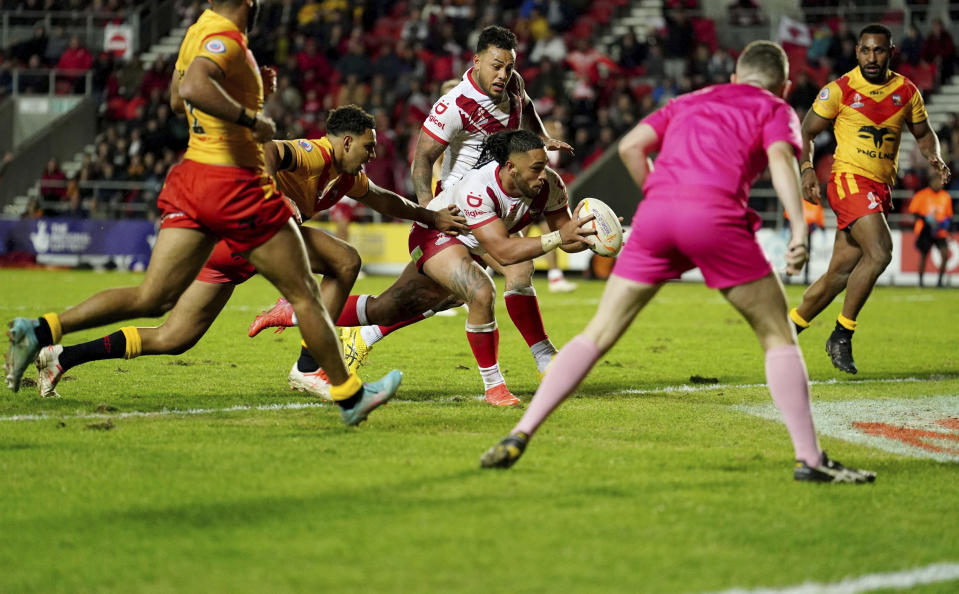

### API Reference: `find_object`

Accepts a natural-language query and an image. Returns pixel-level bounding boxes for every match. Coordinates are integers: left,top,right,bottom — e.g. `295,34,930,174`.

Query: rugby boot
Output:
339,370,402,426
480,432,530,468
794,452,876,483
248,298,294,337
35,345,64,398
287,362,332,401
340,326,371,375
825,330,857,374
484,383,520,406
6,317,43,392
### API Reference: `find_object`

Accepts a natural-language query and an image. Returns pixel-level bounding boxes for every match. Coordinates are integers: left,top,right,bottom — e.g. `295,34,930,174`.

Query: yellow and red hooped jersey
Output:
813,67,928,186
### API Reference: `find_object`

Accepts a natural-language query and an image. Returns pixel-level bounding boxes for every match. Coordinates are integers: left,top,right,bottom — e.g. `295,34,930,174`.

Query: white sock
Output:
478,363,505,390
359,325,383,347
291,312,298,325
531,338,557,373
548,269,565,282
422,309,436,318
356,294,370,325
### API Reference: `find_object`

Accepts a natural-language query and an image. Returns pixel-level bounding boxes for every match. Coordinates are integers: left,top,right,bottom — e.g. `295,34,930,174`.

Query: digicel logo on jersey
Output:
428,114,446,130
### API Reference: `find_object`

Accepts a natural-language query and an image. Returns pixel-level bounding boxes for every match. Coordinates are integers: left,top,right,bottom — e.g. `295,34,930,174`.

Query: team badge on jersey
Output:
892,94,902,106
298,139,314,152
818,88,829,101
204,39,227,54
851,93,864,109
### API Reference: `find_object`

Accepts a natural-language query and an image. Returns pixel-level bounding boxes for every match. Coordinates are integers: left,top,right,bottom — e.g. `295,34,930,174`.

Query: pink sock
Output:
378,314,425,338
514,334,601,436
765,345,822,467
335,295,363,327
504,291,548,347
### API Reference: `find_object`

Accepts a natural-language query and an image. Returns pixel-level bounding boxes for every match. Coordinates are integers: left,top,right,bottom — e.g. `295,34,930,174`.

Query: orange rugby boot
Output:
484,383,520,406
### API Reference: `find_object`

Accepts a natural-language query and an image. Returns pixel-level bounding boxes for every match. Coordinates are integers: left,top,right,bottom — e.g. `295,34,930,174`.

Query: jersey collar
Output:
466,68,488,97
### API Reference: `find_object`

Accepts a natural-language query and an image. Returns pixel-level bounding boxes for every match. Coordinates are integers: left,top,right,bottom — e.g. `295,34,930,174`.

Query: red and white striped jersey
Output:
421,68,524,188
426,161,568,253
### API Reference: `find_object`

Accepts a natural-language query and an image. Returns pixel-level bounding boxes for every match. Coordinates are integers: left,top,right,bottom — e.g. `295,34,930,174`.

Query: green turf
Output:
1,270,957,593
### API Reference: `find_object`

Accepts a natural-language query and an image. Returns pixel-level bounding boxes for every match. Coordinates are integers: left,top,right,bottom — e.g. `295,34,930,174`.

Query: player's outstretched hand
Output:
784,238,809,276
560,203,597,245
545,138,574,155
252,114,276,143
801,169,821,205
435,205,469,235
929,156,951,185
260,66,277,98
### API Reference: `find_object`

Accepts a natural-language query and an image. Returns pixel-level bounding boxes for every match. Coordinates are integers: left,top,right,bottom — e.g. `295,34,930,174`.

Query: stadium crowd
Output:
1,0,958,223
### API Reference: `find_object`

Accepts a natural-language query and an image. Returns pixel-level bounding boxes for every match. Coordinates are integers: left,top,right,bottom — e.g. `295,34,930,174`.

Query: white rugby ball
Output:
576,197,623,257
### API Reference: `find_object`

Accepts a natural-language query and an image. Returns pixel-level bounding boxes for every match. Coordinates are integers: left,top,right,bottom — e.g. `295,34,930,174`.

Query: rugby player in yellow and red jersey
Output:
789,23,950,374
31,105,466,406
6,0,402,426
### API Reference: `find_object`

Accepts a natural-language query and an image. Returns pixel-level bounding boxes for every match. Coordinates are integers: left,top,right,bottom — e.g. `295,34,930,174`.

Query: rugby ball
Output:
576,197,623,257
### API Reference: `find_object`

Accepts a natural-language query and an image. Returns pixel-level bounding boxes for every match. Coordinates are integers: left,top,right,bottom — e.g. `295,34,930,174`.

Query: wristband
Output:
800,161,814,173
540,230,562,253
237,108,257,129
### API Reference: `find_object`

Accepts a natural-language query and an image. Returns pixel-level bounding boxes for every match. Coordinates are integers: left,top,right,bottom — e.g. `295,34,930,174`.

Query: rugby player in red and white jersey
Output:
408,129,594,405
249,26,577,386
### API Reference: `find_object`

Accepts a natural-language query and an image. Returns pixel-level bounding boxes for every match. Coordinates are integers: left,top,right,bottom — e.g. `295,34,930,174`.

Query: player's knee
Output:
468,282,495,315
133,291,176,318
331,245,361,282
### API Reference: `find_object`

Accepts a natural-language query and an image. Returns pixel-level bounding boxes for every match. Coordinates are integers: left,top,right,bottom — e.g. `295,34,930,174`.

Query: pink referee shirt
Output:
641,83,802,209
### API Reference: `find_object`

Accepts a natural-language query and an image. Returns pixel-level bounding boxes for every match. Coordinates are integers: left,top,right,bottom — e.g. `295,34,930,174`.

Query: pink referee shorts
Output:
612,197,772,289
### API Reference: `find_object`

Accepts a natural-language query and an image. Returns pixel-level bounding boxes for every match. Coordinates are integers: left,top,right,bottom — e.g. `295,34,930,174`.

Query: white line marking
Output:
0,401,327,423
1,376,954,424
708,561,959,594
736,395,959,462
617,375,958,396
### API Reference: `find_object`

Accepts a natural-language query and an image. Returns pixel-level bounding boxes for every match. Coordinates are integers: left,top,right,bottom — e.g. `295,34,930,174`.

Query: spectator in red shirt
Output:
922,18,955,81
40,158,67,202
57,36,93,93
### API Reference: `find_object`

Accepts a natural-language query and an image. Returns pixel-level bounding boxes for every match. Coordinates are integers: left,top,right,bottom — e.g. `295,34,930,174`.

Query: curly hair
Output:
476,26,517,54
326,105,376,136
475,130,545,167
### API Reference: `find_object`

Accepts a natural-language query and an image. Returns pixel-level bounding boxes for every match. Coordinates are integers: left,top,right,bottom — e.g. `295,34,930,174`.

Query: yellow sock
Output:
789,308,810,329
119,326,142,359
837,314,857,331
42,313,62,344
301,339,308,348
329,372,362,401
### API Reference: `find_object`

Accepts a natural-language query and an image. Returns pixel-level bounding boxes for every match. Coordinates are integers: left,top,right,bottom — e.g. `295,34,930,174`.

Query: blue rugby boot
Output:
5,317,43,392
340,370,402,426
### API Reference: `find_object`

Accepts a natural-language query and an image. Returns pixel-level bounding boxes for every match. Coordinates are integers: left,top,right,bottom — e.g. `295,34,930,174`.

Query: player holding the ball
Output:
407,129,595,405
481,41,876,483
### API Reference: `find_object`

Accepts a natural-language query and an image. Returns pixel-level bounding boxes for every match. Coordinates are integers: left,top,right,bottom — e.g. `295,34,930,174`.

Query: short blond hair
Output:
736,40,788,91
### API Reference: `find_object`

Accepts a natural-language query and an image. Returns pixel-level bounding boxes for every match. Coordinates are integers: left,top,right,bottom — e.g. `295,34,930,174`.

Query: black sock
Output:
793,322,807,335
35,317,54,347
296,346,319,373
337,388,363,410
833,321,854,339
59,331,127,372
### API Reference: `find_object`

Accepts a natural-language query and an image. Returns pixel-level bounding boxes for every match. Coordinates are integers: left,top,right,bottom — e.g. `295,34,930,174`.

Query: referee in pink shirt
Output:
480,41,876,483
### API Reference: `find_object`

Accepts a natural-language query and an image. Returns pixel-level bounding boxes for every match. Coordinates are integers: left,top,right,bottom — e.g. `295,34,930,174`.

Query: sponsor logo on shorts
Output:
818,88,829,101
867,192,880,210
434,235,451,246
297,139,313,152
204,39,227,54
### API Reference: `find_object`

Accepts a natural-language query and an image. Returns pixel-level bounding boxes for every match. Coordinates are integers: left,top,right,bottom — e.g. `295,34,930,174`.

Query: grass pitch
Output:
1,269,958,593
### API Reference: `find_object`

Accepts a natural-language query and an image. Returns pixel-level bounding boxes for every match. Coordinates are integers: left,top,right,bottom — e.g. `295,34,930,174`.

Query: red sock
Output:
378,314,425,338
504,292,548,347
335,295,362,327
466,328,499,368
